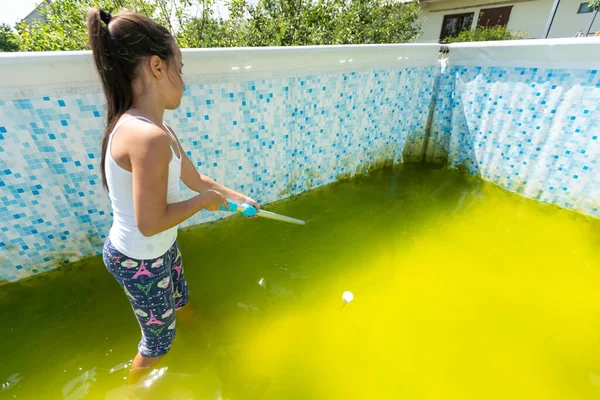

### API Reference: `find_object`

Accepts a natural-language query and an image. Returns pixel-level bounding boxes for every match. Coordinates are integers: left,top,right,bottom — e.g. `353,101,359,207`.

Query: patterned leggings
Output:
102,237,189,357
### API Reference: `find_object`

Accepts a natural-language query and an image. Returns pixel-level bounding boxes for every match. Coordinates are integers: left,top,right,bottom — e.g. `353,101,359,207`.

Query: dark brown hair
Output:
87,8,175,190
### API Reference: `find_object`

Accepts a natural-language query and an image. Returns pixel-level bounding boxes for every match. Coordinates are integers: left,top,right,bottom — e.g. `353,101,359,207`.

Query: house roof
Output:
23,2,46,22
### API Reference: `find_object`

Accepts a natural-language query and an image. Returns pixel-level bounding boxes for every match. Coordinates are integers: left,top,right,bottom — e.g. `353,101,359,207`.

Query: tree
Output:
224,0,421,47
14,0,178,51
12,0,422,51
443,26,526,43
589,0,600,11
0,24,19,52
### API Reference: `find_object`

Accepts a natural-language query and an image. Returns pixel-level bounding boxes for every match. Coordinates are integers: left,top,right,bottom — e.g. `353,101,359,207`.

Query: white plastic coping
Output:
447,37,600,69
0,44,441,91
2,39,600,99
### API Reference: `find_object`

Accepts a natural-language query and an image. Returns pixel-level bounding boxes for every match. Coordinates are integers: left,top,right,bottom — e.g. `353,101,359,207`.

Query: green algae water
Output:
1,165,599,400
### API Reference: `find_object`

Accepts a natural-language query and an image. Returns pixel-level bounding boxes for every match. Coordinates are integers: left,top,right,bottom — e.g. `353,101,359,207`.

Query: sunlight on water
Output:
1,165,599,399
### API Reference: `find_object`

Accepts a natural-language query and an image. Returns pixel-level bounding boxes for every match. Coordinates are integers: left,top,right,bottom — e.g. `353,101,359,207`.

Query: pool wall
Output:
427,39,600,218
1,40,599,282
0,45,440,282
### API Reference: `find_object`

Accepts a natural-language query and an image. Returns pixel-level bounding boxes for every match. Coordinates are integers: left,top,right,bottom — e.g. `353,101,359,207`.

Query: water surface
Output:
1,165,599,399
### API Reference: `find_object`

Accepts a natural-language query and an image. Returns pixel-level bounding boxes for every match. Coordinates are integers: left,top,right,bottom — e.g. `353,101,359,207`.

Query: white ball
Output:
342,291,354,303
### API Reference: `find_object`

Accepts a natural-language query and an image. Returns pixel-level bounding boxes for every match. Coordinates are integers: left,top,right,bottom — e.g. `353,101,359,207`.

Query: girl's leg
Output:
129,353,163,380
102,239,178,379
171,241,191,323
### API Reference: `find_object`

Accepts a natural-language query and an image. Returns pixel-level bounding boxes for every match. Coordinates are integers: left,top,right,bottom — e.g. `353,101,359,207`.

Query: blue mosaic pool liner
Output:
0,67,437,282
426,65,599,218
2,52,599,282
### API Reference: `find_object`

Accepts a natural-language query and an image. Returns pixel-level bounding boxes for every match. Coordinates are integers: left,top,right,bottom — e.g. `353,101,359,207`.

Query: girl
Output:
87,8,259,375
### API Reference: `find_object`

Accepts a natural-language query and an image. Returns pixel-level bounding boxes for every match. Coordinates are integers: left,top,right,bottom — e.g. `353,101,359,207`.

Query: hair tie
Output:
100,10,112,25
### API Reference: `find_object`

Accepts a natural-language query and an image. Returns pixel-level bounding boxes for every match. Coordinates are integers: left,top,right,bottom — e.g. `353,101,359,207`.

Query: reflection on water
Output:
104,365,223,400
62,368,96,400
108,361,131,375
268,284,294,298
1,166,599,399
1,373,23,392
236,302,259,312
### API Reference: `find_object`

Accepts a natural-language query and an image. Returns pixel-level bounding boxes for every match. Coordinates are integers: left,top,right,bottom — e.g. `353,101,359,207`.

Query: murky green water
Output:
1,165,599,400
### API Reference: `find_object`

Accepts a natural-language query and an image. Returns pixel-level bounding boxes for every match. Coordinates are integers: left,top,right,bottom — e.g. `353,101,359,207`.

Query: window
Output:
440,13,475,41
578,2,593,13
478,6,513,28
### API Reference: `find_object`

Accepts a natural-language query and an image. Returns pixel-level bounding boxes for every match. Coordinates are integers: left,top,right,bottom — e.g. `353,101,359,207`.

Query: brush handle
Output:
220,200,306,225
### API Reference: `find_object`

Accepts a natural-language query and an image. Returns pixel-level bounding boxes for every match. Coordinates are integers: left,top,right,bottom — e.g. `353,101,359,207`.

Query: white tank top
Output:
105,116,182,260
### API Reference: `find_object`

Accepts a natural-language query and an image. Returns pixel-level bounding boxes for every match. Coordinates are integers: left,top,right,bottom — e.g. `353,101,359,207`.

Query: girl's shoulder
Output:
115,116,172,156
116,116,165,138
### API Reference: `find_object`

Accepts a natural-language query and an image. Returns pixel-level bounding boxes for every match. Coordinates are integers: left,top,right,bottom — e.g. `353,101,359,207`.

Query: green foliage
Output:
239,0,422,46
443,26,526,44
589,0,600,11
12,0,422,51
14,0,167,51
0,23,19,52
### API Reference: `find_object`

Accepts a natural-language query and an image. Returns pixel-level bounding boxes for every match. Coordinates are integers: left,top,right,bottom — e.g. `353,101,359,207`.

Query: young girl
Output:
87,8,259,375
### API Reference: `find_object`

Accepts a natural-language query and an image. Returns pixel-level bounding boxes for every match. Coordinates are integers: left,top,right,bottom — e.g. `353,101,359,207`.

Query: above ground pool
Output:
0,40,599,399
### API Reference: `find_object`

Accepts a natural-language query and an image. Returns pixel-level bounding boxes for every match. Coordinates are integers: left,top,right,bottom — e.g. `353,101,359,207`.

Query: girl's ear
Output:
149,55,164,79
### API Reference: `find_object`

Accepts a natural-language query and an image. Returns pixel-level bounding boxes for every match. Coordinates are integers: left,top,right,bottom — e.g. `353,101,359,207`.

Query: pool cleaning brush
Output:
220,200,306,225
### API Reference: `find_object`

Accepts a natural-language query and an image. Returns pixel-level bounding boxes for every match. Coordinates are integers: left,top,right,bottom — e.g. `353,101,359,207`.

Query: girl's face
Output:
139,41,185,110
162,43,185,110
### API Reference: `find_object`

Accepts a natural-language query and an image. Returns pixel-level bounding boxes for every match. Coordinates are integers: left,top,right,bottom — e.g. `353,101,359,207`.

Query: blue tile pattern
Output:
0,67,437,282
0,94,112,281
427,66,600,218
3,59,599,282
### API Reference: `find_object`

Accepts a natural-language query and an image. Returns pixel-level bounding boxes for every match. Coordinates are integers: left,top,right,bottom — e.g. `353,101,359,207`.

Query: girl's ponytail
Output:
86,7,175,191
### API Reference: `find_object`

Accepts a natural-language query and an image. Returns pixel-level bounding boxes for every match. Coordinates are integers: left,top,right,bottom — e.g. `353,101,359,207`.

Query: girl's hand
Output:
244,196,260,213
200,189,229,211
231,194,260,218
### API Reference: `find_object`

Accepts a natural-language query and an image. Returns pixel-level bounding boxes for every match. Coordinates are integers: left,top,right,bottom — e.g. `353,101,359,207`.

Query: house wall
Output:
549,0,600,37
417,0,600,42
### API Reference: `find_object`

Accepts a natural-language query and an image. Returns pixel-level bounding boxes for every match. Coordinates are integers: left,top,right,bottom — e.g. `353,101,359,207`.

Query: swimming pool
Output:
0,40,599,398
1,165,599,399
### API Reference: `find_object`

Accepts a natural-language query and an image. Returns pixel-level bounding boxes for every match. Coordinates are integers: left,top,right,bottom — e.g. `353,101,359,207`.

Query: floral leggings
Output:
102,237,189,357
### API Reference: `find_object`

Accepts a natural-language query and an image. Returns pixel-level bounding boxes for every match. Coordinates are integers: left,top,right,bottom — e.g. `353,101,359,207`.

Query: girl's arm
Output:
130,123,229,237
167,124,260,211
